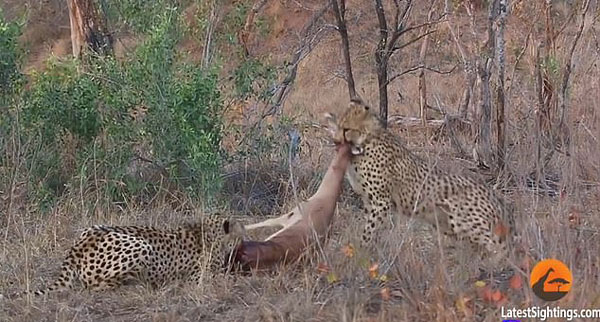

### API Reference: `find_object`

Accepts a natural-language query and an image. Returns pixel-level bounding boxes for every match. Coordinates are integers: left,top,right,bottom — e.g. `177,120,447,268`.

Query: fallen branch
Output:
388,115,446,128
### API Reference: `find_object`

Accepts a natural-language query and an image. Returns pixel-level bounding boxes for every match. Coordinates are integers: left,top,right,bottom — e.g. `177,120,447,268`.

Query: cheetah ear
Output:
323,112,338,136
223,219,245,236
350,96,368,110
222,220,231,234
324,112,337,124
230,220,246,236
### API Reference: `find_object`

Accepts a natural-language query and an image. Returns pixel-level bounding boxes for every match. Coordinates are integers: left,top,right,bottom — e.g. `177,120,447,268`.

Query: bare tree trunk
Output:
202,0,219,69
476,59,493,168
67,0,113,59
544,0,555,56
534,43,545,183
239,0,268,57
556,0,591,152
417,60,427,125
373,0,418,128
374,0,389,126
331,0,358,101
495,0,508,169
539,0,556,146
376,55,389,125
418,1,437,126
474,0,498,169
459,66,476,119
444,0,475,119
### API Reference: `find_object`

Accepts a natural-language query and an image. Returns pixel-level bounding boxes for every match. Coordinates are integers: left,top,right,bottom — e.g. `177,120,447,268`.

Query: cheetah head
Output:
325,98,383,155
222,219,246,246
194,214,246,252
197,214,246,270
219,217,246,266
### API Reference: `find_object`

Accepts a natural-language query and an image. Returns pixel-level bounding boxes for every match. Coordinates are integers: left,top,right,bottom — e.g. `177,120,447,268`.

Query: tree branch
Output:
262,4,331,117
331,0,358,100
389,17,445,54
391,29,437,53
418,0,437,125
387,64,457,86
495,0,508,169
239,0,268,57
374,0,390,125
559,0,590,122
556,0,591,150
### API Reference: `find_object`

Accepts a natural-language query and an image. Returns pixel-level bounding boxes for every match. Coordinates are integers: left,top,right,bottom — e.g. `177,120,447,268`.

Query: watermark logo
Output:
530,259,572,301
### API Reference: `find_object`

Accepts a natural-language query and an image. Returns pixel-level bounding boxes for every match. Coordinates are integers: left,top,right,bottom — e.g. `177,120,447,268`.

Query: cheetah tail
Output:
15,266,78,298
36,266,77,296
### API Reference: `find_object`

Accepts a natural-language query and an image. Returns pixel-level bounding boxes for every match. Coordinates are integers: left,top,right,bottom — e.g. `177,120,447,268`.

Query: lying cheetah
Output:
326,100,514,257
18,214,244,296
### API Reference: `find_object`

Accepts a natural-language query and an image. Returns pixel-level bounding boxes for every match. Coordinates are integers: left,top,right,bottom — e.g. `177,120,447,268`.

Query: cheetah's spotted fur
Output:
24,214,244,296
327,100,514,257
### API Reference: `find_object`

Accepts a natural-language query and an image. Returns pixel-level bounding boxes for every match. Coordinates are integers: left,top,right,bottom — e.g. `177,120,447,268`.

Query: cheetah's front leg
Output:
361,198,392,247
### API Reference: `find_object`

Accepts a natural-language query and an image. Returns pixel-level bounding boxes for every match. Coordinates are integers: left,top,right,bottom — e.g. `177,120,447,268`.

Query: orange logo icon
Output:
530,259,572,301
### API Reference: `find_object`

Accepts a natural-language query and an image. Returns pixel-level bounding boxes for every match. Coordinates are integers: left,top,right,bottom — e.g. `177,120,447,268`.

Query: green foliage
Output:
221,2,249,45
0,9,25,103
107,0,178,33
3,6,224,209
24,60,101,141
233,58,276,100
543,55,560,78
255,16,271,38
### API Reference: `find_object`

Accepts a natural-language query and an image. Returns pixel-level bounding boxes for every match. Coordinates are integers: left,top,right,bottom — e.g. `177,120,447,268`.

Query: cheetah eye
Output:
222,220,230,234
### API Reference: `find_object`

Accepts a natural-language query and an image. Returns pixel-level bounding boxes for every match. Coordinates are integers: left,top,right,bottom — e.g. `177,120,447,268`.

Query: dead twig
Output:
261,3,330,118
387,64,457,86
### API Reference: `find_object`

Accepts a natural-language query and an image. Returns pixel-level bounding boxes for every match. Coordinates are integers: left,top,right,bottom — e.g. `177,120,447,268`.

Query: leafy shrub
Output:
233,58,276,100
4,8,224,209
23,60,101,141
0,9,25,103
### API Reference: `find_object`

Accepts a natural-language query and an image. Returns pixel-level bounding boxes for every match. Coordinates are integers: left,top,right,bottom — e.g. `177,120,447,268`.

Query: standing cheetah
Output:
326,100,514,257
17,214,245,297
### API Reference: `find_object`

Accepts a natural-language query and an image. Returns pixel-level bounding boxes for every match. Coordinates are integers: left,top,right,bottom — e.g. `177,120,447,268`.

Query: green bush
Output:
23,60,101,141
233,58,276,100
0,9,25,105
3,8,224,209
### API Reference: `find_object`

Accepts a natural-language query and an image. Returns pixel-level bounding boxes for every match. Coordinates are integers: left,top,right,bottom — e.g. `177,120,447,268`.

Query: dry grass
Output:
1,177,599,321
2,0,600,321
